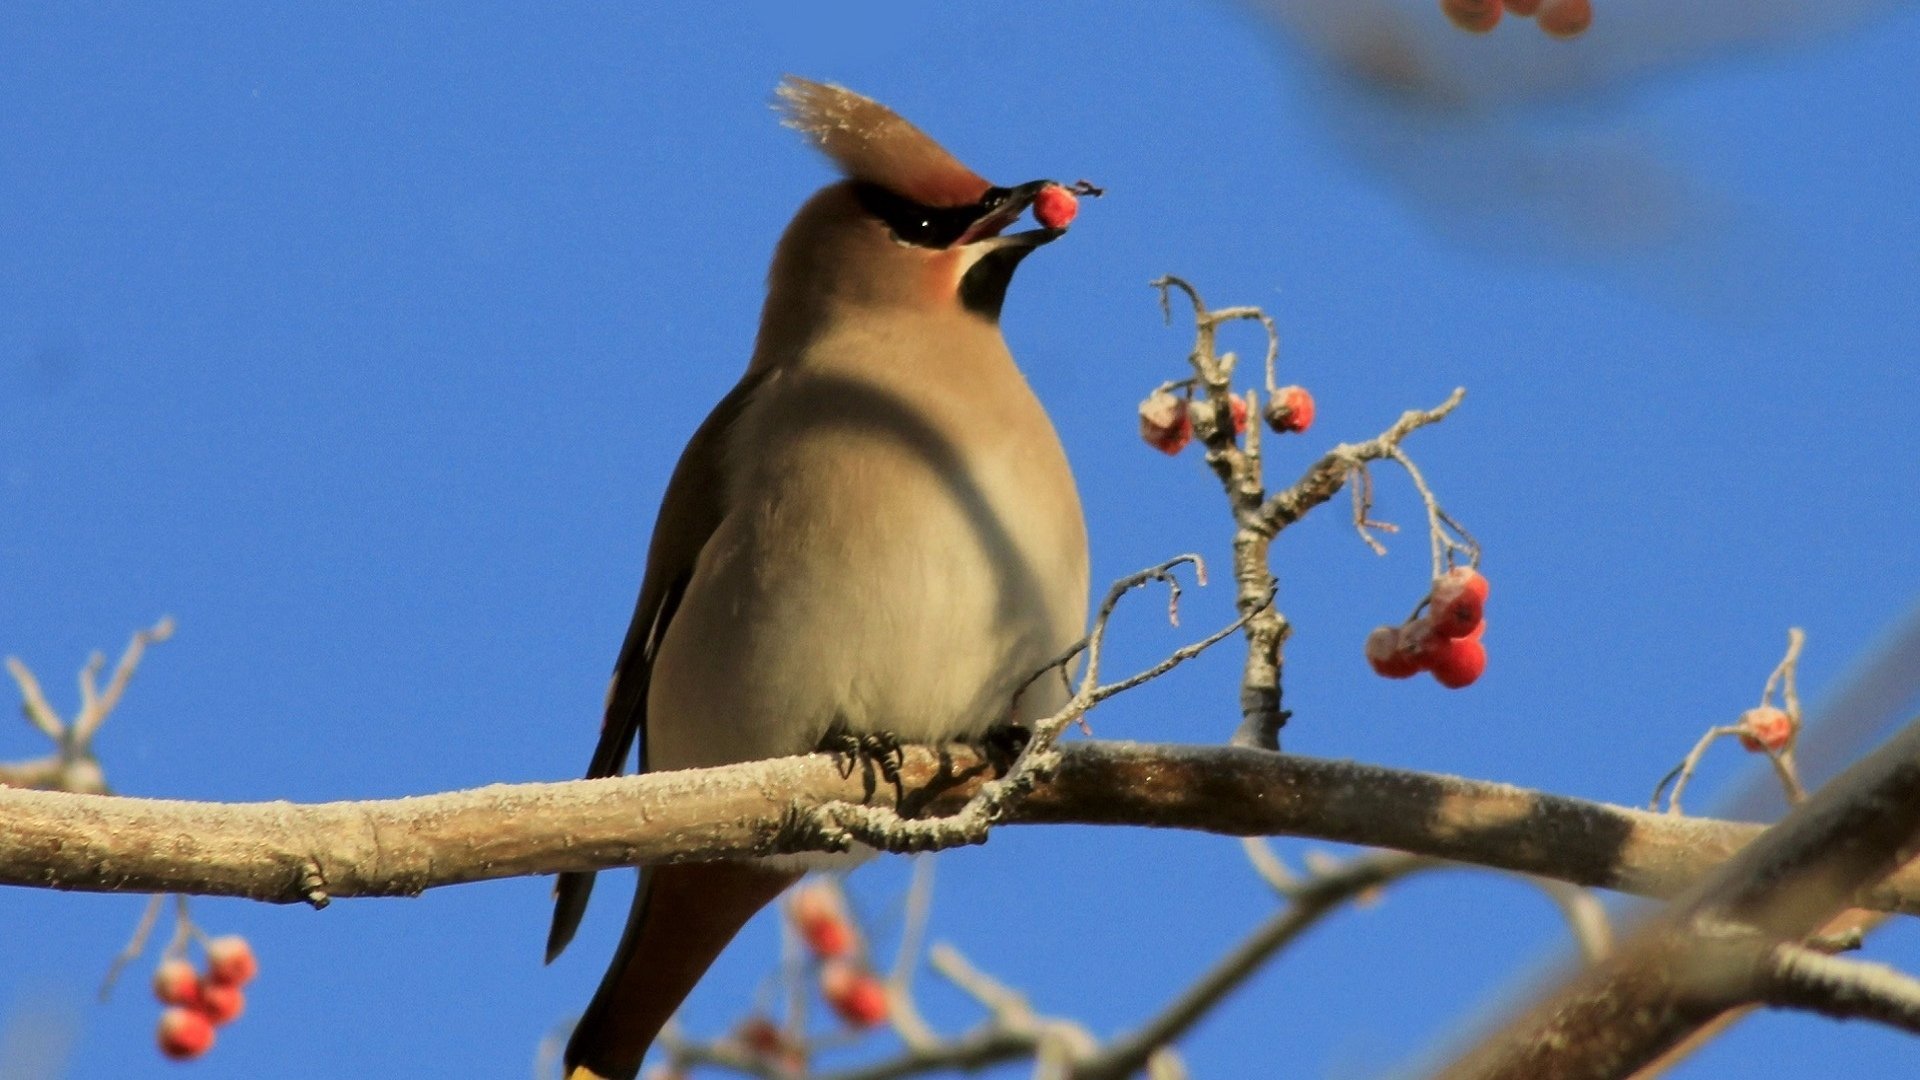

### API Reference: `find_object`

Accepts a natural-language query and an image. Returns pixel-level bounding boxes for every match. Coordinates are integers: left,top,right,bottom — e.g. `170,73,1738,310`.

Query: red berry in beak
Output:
1033,184,1078,230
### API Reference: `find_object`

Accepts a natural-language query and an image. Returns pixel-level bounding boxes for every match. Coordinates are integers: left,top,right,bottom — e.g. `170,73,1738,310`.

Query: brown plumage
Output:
775,76,991,207
552,77,1089,1080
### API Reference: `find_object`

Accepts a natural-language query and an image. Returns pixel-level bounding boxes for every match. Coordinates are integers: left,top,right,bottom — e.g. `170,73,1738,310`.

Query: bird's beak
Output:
957,180,1066,249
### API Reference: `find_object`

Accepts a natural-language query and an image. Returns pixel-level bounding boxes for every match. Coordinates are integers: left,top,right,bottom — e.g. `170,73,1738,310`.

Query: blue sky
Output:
5,3,1920,1077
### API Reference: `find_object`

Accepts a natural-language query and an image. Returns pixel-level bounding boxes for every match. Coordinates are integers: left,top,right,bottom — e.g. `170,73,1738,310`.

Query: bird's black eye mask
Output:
853,182,1016,249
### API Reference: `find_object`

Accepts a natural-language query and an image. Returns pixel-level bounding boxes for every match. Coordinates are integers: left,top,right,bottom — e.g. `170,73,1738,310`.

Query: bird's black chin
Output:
959,233,1059,321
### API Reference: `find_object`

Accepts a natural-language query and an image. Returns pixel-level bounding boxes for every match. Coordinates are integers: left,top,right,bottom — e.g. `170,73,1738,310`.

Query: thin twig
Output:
929,944,1036,1024
3,618,173,794
1075,851,1439,1080
6,657,64,741
73,617,175,744
1653,725,1746,816
1525,876,1614,963
885,858,941,1050
96,894,167,1002
1239,837,1298,895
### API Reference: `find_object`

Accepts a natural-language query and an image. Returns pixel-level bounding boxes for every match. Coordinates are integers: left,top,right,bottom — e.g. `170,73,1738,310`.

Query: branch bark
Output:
7,740,1920,918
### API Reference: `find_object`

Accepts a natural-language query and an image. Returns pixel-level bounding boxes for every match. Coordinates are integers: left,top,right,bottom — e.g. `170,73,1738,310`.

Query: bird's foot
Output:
816,725,907,802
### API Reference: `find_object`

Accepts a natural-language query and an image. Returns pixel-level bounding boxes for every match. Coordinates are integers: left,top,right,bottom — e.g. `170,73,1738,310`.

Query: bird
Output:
547,76,1092,1080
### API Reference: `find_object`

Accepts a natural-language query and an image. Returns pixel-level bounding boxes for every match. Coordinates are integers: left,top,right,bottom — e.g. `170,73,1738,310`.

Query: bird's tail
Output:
564,861,800,1080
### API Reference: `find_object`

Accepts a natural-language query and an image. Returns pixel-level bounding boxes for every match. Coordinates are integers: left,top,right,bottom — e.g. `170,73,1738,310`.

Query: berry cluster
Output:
788,883,889,1029
152,936,258,1061
1365,567,1489,688
1441,0,1591,37
1138,385,1313,456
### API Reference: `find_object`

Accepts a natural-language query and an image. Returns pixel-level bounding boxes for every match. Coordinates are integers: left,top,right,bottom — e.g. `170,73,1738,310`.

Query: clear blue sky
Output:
6,3,1920,1077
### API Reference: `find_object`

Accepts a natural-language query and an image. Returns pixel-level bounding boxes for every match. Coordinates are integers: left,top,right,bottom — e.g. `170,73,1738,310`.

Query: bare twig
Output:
1240,837,1298,894
884,859,941,1050
2,618,174,794
1527,875,1615,964
1148,275,1467,751
73,617,175,744
95,894,166,1002
7,657,63,741
1654,630,1812,816
1075,850,1437,1080
1652,725,1747,816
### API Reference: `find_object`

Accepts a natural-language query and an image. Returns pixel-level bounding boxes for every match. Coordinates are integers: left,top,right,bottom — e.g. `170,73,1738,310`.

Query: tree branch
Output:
1434,715,1920,1079
1758,944,1920,1036
1074,851,1438,1080
6,741,1920,921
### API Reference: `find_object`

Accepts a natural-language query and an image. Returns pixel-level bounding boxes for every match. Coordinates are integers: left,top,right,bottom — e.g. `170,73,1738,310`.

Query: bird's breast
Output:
643,331,1088,772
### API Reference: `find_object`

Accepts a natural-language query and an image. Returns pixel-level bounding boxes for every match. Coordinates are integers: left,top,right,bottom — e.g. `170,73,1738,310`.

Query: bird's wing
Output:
545,371,767,963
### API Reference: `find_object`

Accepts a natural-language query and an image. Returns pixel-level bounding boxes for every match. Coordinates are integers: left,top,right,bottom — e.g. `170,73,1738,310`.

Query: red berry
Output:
1265,386,1315,434
1229,395,1250,435
157,1006,216,1061
205,936,258,988
1429,567,1489,639
1441,0,1502,33
1365,626,1422,679
152,959,202,1009
790,884,857,960
1429,637,1487,689
819,960,889,1028
736,1015,787,1057
1032,184,1078,230
805,916,854,958
1738,706,1795,753
197,982,246,1026
1138,391,1193,455
1538,0,1590,37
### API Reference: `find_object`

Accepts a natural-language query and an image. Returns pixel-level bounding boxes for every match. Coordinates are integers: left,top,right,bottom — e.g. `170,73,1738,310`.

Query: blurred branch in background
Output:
1250,0,1910,315
1437,715,1920,1077
1,617,173,794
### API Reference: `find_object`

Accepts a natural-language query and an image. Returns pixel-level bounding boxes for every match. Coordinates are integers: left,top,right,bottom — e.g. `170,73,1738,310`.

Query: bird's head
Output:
766,76,1081,324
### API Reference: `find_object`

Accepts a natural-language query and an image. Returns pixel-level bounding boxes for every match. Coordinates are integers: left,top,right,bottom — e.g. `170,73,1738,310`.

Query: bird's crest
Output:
775,76,991,208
